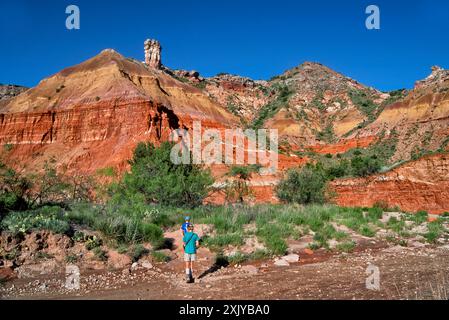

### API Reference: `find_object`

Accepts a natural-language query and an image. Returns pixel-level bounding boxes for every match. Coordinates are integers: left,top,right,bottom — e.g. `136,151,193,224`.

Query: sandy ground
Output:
2,243,449,300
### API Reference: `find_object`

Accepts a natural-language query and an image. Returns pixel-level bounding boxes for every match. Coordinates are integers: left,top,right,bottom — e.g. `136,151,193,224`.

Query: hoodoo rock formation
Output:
144,39,162,69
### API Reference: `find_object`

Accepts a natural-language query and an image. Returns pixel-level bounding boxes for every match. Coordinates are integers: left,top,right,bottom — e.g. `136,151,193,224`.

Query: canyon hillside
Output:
1,39,448,213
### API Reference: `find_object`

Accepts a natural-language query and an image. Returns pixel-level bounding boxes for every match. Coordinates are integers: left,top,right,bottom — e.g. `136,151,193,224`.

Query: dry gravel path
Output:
2,245,449,300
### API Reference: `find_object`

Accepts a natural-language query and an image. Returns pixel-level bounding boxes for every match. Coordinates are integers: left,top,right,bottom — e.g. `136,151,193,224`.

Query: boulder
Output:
107,250,132,269
282,254,300,263
304,248,314,255
241,265,259,274
141,261,154,270
274,259,290,267
16,260,60,279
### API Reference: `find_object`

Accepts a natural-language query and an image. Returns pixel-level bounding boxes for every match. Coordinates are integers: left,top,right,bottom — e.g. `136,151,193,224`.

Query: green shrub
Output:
349,90,379,121
65,254,78,264
424,220,445,243
227,252,248,265
317,124,336,143
96,167,116,177
326,160,350,179
3,143,14,152
250,249,271,260
252,85,293,129
360,225,376,237
313,224,338,248
367,207,383,221
308,242,320,250
264,236,288,255
140,223,164,245
151,251,171,262
129,244,149,262
387,217,406,234
351,155,382,177
93,247,108,261
256,224,288,255
336,241,356,253
276,164,328,205
0,162,31,215
116,244,129,255
85,235,102,250
4,248,20,261
1,206,70,234
72,231,86,242
412,211,428,225
203,233,244,249
334,231,349,241
67,204,164,245
111,142,214,208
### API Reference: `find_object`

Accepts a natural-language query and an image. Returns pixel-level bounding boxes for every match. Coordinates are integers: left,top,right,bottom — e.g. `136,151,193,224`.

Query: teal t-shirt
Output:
183,232,200,254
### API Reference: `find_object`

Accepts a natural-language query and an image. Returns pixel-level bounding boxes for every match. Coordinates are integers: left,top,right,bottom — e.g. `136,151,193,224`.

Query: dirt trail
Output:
2,245,449,300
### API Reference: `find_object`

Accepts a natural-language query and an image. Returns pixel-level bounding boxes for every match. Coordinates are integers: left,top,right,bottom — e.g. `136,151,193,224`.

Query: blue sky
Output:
1,0,448,91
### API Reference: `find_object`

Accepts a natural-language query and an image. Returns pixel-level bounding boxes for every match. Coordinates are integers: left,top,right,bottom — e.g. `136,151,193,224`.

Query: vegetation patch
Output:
251,85,294,129
349,89,379,122
151,251,171,262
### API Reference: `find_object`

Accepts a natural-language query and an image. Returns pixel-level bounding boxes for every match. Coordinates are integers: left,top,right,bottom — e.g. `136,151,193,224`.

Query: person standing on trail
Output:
183,224,200,283
181,216,191,236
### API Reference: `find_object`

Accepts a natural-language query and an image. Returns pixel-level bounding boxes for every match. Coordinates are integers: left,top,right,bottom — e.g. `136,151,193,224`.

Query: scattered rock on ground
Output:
304,248,314,255
141,261,153,269
282,254,300,263
241,265,259,274
274,259,290,267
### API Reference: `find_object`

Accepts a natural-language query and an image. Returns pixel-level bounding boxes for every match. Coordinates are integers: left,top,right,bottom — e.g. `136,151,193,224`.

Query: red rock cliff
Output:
0,49,238,173
332,153,449,214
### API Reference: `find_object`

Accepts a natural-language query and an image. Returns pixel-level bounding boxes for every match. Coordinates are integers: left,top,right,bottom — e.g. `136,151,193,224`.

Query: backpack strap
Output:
184,234,194,247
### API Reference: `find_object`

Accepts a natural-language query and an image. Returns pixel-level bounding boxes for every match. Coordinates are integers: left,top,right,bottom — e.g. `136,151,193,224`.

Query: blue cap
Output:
185,216,190,221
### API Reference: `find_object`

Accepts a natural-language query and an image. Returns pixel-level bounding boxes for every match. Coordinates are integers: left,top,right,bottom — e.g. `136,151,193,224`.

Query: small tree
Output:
276,164,328,205
29,157,71,206
111,142,214,208
0,161,31,216
350,155,381,177
224,165,260,203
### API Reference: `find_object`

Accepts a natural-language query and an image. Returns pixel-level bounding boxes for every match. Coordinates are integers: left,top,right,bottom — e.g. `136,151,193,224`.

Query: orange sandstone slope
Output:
261,62,389,151
0,49,239,173
176,62,392,155
351,66,449,162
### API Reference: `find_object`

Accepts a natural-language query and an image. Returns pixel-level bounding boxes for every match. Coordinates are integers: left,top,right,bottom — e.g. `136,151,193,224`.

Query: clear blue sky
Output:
1,0,448,91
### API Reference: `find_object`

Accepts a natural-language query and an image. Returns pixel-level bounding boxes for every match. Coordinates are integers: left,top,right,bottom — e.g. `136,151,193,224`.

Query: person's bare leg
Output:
185,260,191,281
190,261,194,277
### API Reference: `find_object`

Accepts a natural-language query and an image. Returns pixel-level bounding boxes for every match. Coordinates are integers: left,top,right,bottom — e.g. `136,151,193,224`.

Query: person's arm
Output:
195,235,200,249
